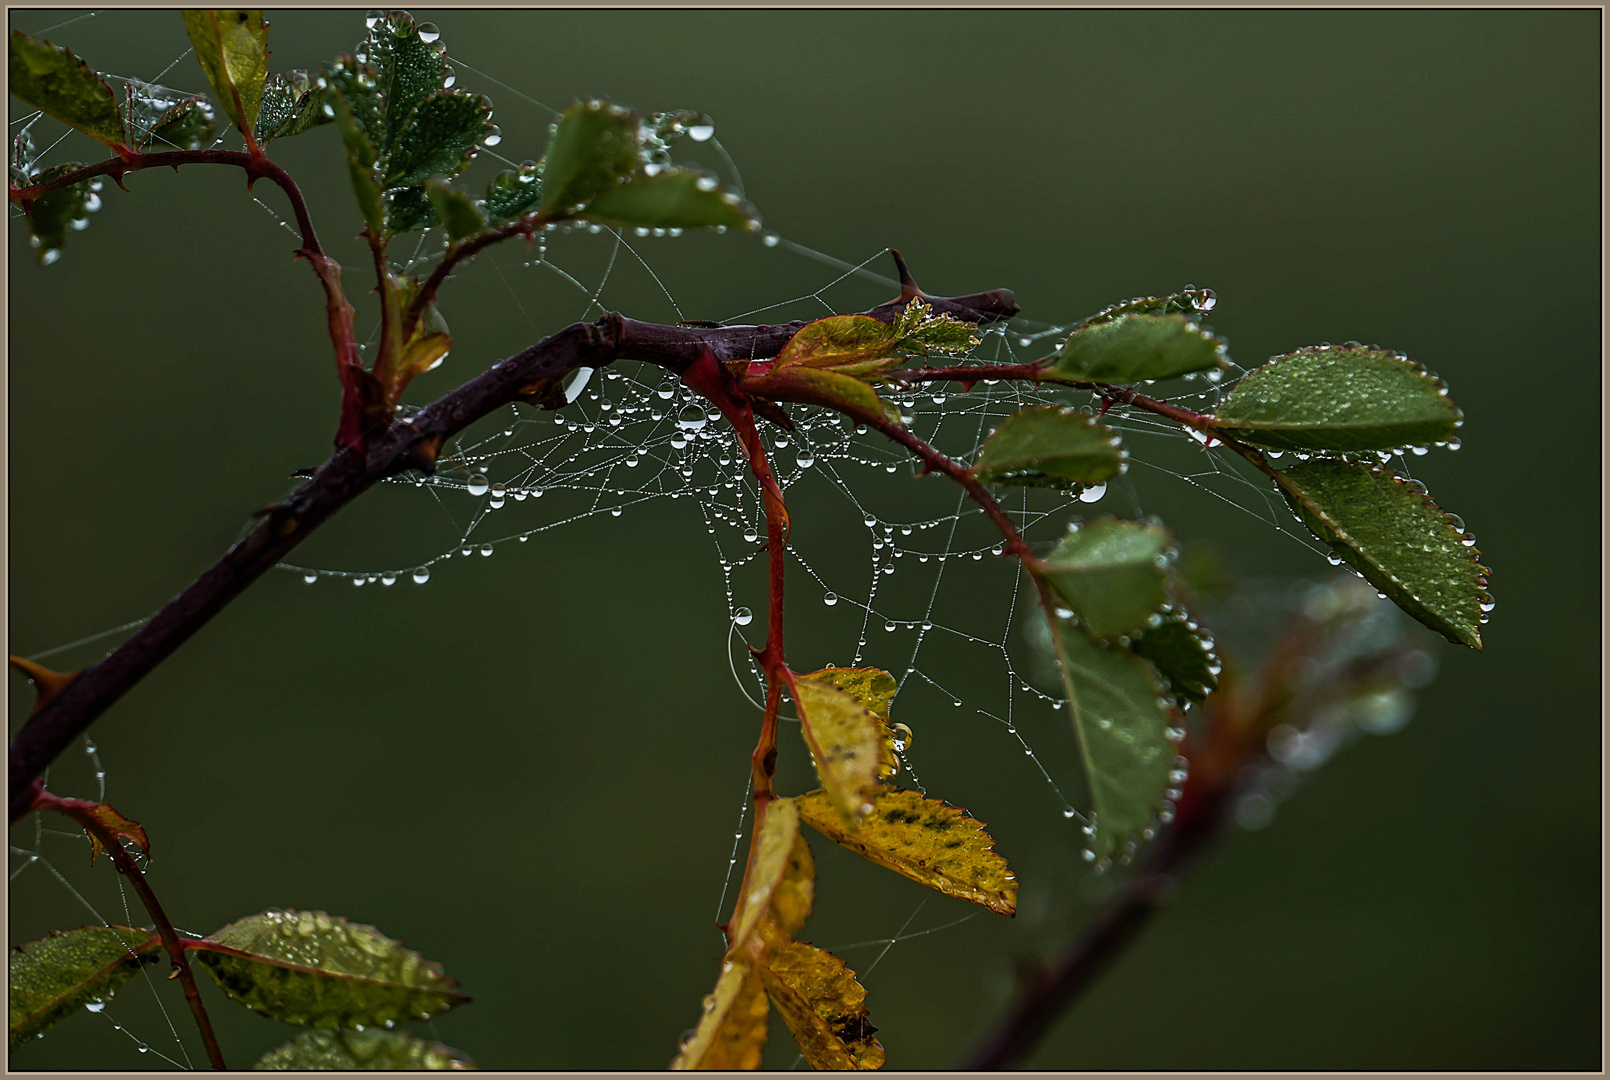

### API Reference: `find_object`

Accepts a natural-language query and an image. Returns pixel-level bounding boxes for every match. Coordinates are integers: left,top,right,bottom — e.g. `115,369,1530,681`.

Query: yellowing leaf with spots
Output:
793,674,885,827
189,909,466,1029
800,667,900,779
724,797,814,962
796,788,1017,916
761,942,884,1070
670,959,769,1070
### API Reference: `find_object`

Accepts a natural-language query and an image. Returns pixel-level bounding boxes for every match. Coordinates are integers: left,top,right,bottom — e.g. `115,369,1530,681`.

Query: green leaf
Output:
1045,313,1227,384
1210,345,1464,452
971,405,1125,490
773,315,901,372
19,161,91,265
481,163,542,224
181,10,269,141
381,89,491,188
1035,517,1174,639
425,178,486,242
123,80,218,152
576,166,759,231
327,86,382,235
255,1028,476,1070
1129,613,1219,707
760,943,884,1071
1078,287,1217,327
10,925,162,1046
9,32,126,148
385,185,437,236
795,787,1018,916
322,56,382,146
537,99,643,214
1273,460,1489,648
743,366,889,426
1053,618,1175,860
190,909,467,1029
359,10,446,154
11,128,36,184
255,70,328,145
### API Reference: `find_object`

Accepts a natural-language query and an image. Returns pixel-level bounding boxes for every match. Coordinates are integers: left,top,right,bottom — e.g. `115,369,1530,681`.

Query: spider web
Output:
8,10,1446,1069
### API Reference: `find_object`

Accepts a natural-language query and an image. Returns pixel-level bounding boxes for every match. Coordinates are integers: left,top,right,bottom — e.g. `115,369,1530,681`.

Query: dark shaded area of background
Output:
8,8,1600,1071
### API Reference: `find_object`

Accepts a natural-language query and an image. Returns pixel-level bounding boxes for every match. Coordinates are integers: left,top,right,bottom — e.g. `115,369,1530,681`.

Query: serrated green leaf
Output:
10,925,162,1046
972,405,1125,490
1079,288,1217,327
773,315,901,372
575,166,758,231
255,1028,476,1070
190,909,467,1029
255,70,328,144
123,78,215,151
181,10,269,141
20,161,91,265
1054,618,1175,859
11,128,36,184
481,163,542,224
743,365,889,426
9,32,126,148
1273,460,1489,648
381,90,490,188
892,299,980,354
1036,517,1173,639
793,678,885,827
385,185,437,236
1210,345,1464,452
360,10,446,154
322,56,381,145
538,99,643,214
425,179,486,242
328,86,382,235
760,943,884,1071
1045,312,1226,384
796,787,1018,915
1129,613,1219,707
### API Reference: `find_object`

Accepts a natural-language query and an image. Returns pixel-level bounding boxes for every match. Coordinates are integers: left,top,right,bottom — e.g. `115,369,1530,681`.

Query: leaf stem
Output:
404,212,558,332
31,790,226,1070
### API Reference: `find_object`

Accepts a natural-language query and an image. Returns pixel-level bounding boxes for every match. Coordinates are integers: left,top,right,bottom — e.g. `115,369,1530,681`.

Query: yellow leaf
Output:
773,315,901,371
792,676,885,827
800,667,900,779
181,11,269,140
761,942,885,1070
670,959,768,1071
725,798,813,961
796,788,1017,916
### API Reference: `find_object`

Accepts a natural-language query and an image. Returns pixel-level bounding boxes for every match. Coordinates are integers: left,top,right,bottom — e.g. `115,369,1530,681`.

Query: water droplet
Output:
884,620,897,632
696,174,720,192
441,65,456,88
823,592,839,606
302,571,318,584
417,21,440,43
488,484,506,508
762,233,780,248
466,474,490,496
1079,482,1107,504
39,248,61,266
479,544,494,557
412,567,431,585
85,1001,106,1013
483,125,502,147
678,403,709,431
733,607,754,627
365,9,384,28
687,123,715,142
795,449,815,468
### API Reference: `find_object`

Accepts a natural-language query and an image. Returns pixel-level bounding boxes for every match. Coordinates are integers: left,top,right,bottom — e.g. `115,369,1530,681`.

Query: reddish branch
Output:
32,790,226,1070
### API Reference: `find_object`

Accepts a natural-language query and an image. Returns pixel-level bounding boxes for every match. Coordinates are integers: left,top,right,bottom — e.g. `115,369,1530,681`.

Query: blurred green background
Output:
8,8,1600,1071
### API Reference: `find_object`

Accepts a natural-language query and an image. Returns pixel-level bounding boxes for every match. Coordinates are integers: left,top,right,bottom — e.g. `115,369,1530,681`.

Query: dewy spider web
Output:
10,12,1445,1068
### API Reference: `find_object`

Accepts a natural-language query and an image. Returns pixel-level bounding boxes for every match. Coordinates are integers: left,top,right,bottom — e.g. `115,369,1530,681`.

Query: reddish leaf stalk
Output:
32,790,226,1070
405,213,557,332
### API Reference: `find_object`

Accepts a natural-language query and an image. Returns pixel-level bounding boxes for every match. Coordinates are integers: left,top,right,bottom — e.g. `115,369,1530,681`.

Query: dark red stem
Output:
32,791,226,1070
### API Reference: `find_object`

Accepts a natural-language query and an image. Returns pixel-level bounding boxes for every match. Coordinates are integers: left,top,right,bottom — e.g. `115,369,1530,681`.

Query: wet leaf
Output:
1046,313,1227,384
255,1028,476,1070
773,315,901,372
1053,618,1175,860
539,99,643,214
360,10,446,154
10,925,162,1046
19,161,90,265
726,798,813,960
71,799,151,866
322,56,381,145
793,676,885,827
743,366,888,427
576,166,758,231
971,405,1125,490
328,86,382,235
1210,345,1464,452
425,179,485,242
190,909,467,1029
1036,517,1174,639
11,128,35,184
9,32,125,148
181,10,269,141
385,185,436,236
1078,287,1217,326
381,89,491,188
255,69,327,145
670,959,768,1070
795,787,1017,915
481,164,542,224
801,667,899,779
893,298,980,354
1273,460,1488,648
760,942,884,1070
1129,613,1219,707
122,78,215,151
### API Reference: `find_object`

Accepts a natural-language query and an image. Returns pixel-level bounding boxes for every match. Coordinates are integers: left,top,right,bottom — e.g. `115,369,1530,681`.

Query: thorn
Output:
9,656,81,716
1096,397,1115,418
890,249,928,304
